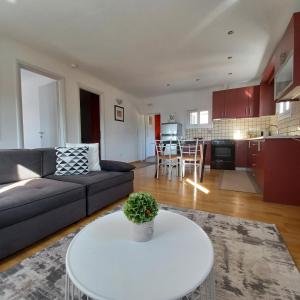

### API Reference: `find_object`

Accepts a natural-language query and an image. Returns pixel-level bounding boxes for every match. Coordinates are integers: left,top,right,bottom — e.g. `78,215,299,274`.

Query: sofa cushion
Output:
0,178,85,229
100,160,135,172
37,148,56,177
47,171,134,195
0,150,42,184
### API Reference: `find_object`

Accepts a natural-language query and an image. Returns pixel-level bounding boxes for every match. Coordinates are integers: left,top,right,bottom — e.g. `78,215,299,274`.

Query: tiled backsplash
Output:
185,101,300,140
186,116,273,140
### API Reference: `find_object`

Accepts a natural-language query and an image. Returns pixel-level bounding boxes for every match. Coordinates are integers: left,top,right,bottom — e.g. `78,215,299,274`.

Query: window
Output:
199,110,209,124
277,101,291,118
285,101,290,111
188,110,209,126
189,111,198,125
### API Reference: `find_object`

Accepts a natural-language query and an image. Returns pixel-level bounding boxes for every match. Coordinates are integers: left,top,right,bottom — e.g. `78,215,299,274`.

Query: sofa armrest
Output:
100,160,135,172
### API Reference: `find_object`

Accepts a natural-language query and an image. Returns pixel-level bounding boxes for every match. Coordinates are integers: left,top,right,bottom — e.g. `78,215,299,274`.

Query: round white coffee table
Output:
65,210,215,300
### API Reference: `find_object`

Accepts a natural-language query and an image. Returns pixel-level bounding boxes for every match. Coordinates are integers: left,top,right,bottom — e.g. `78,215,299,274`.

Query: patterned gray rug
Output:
0,205,300,300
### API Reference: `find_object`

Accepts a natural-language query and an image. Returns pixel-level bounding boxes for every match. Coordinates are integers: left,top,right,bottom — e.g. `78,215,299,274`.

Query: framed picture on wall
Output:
114,105,124,122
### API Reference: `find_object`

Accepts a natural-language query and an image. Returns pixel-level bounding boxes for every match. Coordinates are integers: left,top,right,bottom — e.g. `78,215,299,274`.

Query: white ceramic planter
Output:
132,220,154,242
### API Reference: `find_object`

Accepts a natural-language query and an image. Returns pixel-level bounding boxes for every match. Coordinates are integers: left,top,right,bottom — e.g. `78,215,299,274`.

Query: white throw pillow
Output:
66,143,101,171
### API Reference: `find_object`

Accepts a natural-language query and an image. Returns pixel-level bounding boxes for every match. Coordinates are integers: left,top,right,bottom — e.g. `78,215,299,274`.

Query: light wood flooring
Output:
1,166,300,272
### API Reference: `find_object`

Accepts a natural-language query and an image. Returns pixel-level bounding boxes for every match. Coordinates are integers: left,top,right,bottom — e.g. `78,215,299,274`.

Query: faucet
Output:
268,124,279,136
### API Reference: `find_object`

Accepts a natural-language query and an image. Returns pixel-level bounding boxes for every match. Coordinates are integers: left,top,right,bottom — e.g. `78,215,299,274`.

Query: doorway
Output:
20,68,60,148
79,89,101,144
145,114,160,162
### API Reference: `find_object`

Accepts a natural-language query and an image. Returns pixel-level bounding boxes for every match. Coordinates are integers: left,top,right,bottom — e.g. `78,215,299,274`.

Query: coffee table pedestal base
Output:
65,268,215,300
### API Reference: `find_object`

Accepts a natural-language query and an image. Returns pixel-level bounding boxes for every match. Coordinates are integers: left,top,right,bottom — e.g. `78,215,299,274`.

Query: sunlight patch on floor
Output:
186,178,210,194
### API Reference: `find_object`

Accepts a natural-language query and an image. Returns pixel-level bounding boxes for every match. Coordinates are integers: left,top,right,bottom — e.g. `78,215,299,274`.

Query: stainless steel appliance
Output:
160,122,182,141
211,139,235,170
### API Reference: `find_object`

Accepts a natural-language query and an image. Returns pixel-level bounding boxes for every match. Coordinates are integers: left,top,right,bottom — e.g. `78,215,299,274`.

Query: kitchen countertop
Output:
246,135,300,140
194,136,300,142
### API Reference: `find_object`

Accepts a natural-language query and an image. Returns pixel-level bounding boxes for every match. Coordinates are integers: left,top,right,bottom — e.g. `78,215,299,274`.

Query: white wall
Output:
0,37,141,162
139,88,215,133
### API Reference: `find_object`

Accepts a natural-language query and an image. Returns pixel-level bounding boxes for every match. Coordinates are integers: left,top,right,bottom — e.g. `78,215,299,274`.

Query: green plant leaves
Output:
123,192,159,224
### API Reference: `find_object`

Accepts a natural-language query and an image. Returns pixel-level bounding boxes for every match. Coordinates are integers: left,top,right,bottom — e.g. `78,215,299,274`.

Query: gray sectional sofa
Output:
0,148,134,260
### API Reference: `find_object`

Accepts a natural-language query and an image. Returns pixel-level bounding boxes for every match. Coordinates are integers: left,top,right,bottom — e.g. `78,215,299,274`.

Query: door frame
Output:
16,61,66,148
77,83,106,159
144,113,161,160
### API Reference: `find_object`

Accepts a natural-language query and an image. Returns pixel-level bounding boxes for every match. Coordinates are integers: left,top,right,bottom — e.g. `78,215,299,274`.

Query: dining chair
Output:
155,140,179,180
178,139,204,182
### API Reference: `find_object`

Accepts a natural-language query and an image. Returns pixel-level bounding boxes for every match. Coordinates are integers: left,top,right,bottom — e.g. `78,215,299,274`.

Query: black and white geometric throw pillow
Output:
55,147,89,175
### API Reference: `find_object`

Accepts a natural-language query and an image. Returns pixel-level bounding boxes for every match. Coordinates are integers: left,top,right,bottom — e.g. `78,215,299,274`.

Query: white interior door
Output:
21,68,60,148
39,81,59,147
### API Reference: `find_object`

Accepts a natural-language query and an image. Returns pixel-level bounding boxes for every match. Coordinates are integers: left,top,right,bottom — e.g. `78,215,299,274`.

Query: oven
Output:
211,139,235,170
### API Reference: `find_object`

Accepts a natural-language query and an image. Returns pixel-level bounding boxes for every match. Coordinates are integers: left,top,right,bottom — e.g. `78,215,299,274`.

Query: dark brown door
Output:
80,89,100,143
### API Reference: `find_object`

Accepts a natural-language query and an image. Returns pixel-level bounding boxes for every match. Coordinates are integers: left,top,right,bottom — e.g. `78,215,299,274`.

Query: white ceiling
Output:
1,0,300,98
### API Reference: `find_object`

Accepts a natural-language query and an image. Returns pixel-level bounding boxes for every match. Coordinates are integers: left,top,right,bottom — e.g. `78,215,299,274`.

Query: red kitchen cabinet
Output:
261,12,300,100
273,14,294,77
263,138,300,205
212,86,260,119
247,86,260,117
235,140,248,168
212,91,225,119
255,140,265,191
246,138,300,205
247,140,258,169
227,88,249,118
204,142,211,165
259,83,275,116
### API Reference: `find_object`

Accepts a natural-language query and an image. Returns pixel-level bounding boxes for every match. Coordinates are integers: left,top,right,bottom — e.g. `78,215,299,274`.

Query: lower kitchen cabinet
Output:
247,140,258,169
204,141,211,165
254,140,264,191
263,139,300,205
235,140,248,167
245,138,299,205
235,138,299,205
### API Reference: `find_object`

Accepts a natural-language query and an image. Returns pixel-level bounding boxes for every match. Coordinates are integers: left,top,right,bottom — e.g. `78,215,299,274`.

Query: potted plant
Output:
123,192,159,242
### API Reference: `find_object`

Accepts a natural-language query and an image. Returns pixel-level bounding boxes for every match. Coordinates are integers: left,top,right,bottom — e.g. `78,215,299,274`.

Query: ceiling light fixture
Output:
227,30,234,35
6,0,17,3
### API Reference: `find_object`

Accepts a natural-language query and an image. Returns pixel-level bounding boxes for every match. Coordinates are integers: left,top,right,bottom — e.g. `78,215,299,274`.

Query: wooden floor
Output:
1,166,300,272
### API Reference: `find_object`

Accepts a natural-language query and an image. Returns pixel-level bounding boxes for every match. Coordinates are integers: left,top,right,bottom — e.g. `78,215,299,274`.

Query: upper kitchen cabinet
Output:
212,86,259,119
259,82,275,116
225,87,248,118
262,12,300,101
246,86,260,117
212,90,225,119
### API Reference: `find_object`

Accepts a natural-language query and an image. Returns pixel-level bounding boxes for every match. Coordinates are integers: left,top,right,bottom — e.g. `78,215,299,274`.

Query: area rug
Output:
0,205,299,300
132,161,156,169
220,170,260,193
